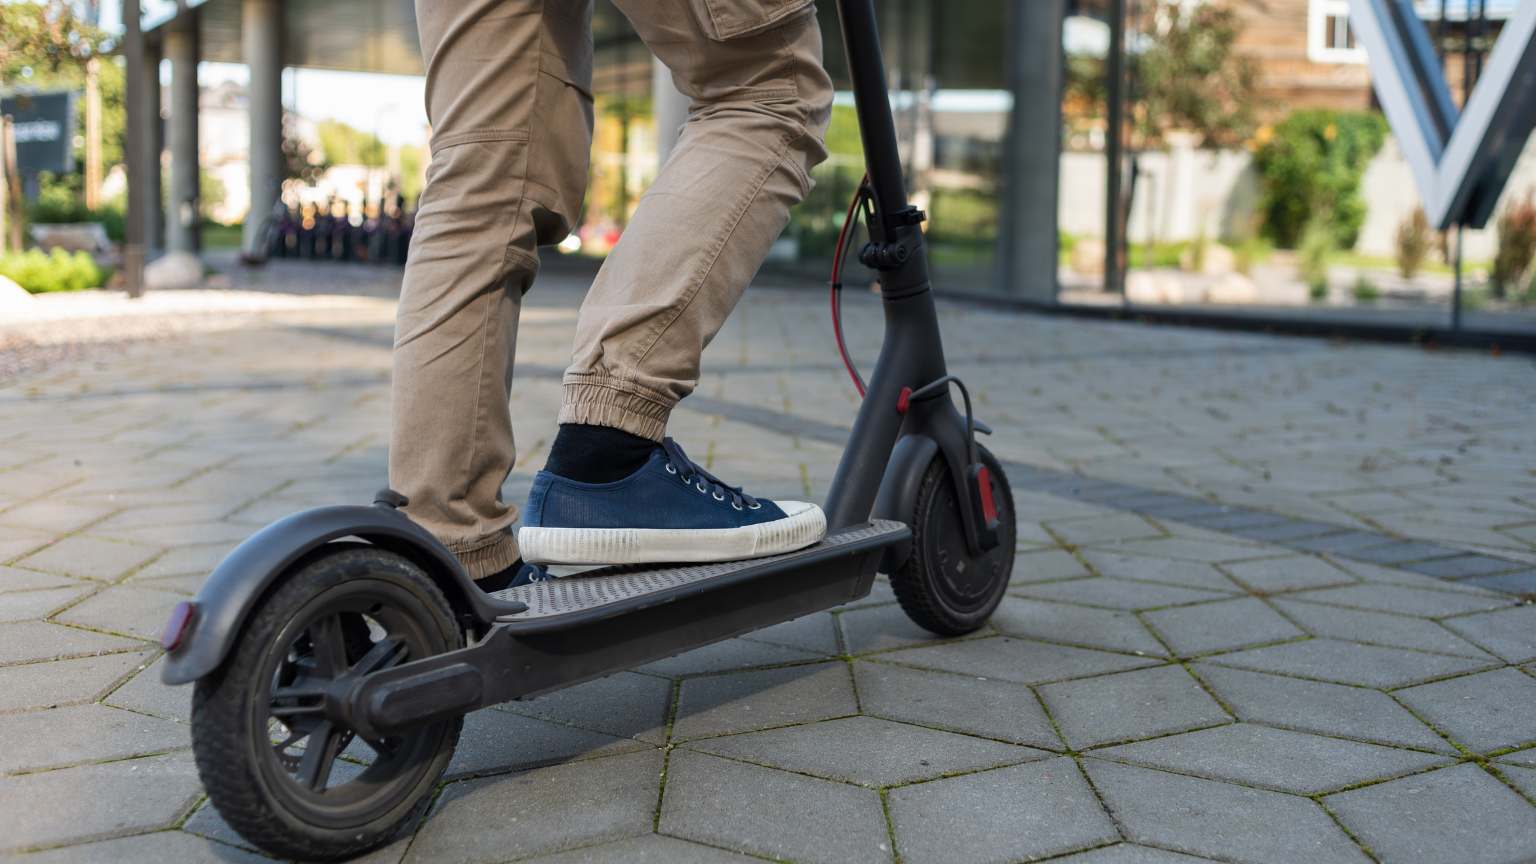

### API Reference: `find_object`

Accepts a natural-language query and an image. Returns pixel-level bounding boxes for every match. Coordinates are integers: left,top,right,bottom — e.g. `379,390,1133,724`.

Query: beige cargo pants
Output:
390,0,834,577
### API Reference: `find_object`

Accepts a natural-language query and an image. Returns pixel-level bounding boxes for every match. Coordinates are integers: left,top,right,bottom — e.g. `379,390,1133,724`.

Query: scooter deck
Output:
489,520,908,634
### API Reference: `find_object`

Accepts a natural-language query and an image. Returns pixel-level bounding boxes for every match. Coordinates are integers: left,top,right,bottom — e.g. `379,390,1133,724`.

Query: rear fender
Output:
160,505,502,686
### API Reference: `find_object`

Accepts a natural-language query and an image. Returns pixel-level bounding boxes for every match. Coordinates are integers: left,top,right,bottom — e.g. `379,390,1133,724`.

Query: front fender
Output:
872,434,939,572
161,504,495,686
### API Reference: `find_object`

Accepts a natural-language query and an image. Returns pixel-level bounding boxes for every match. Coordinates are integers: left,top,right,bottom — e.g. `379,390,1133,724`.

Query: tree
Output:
0,1,126,168
1062,0,1258,150
1131,1,1258,149
315,119,387,169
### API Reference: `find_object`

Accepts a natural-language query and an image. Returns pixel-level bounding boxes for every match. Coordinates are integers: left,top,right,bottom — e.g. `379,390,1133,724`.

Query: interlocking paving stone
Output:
1192,663,1454,752
1326,764,1536,864
405,750,663,864
1012,577,1233,611
0,564,81,593
500,671,673,743
1394,668,1536,752
13,535,161,581
1040,664,1229,750
1228,520,1351,543
103,654,192,722
1285,583,1514,618
1049,844,1222,863
1085,760,1370,864
523,834,761,863
883,636,1159,685
1093,723,1450,794
0,703,189,775
0,753,202,852
1464,569,1536,594
1208,638,1496,688
1332,557,1508,593
660,750,890,864
0,585,91,622
1094,537,1276,564
636,637,825,677
672,662,858,740
1272,598,1495,659
447,708,652,779
1440,605,1536,664
887,758,1117,864
1405,554,1527,580
1142,597,1304,656
0,650,151,713
1220,554,1359,593
1500,747,1536,767
686,715,1042,786
0,620,144,665
1498,762,1536,800
1289,531,1399,557
990,596,1168,656
1009,547,1093,583
1079,551,1241,593
852,660,1062,749
1044,513,1166,546
739,611,840,654
127,543,231,580
837,601,965,655
55,584,189,641
14,829,277,863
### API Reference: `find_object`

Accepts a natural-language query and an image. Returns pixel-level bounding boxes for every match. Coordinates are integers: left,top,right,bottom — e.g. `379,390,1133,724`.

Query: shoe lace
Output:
661,438,759,510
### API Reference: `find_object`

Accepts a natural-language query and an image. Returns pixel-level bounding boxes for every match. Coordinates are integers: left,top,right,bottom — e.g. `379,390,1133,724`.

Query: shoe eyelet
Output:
696,482,708,493
665,464,677,475
713,491,725,501
732,502,743,511
749,502,762,510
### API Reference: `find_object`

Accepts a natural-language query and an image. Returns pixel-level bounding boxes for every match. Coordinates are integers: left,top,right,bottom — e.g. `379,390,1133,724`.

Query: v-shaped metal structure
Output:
1350,0,1536,229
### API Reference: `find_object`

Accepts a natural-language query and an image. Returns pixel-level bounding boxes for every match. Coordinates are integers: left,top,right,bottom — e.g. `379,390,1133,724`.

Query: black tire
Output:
191,546,463,862
890,445,1016,636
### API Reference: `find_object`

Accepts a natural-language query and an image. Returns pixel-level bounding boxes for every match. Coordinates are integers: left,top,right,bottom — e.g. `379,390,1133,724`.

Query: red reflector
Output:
161,601,197,652
977,466,998,522
896,386,913,414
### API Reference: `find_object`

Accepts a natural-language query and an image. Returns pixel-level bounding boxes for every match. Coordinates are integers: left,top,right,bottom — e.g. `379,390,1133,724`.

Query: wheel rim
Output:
250,577,453,830
922,467,1015,615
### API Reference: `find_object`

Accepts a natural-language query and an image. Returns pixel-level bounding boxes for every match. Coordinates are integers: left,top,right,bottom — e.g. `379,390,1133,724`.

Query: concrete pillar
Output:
165,18,200,254
140,38,164,252
652,56,689,168
243,0,283,257
998,0,1065,303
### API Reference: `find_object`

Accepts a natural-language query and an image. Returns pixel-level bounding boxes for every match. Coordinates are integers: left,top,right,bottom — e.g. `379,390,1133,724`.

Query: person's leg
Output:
391,0,594,579
519,2,834,566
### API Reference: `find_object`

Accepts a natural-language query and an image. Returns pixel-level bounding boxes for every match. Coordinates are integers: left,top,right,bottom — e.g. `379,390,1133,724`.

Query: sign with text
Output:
1,89,77,179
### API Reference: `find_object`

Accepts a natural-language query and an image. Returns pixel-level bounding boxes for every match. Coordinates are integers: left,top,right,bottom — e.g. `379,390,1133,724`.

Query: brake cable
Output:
830,175,872,397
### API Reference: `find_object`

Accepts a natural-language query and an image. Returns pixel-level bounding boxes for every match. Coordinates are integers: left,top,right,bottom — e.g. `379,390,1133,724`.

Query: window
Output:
1310,0,1368,63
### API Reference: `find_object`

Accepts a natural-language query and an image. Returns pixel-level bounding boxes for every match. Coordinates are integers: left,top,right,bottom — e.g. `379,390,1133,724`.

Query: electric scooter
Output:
160,1,1018,858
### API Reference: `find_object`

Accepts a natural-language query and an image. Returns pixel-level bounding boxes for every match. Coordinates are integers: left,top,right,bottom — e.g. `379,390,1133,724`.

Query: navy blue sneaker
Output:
516,438,825,565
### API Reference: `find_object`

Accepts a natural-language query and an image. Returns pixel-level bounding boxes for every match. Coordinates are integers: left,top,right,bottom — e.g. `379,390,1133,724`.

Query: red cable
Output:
830,176,869,398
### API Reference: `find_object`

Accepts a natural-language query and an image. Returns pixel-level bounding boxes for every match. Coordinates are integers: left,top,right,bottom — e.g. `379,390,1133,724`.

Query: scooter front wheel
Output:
891,445,1016,635
190,545,463,861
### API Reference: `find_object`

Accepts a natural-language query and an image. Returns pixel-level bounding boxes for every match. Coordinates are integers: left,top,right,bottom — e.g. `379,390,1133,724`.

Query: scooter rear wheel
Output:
891,445,1016,635
190,545,463,861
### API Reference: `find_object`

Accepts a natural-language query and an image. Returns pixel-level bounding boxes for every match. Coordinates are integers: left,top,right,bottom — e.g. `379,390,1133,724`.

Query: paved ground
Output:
2,259,1536,864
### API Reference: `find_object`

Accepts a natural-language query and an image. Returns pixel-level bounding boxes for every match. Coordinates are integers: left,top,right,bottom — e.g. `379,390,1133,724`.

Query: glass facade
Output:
582,0,1010,290
576,0,1535,339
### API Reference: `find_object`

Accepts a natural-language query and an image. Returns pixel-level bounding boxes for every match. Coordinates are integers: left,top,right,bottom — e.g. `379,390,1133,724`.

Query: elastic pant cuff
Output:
447,529,521,581
559,376,671,442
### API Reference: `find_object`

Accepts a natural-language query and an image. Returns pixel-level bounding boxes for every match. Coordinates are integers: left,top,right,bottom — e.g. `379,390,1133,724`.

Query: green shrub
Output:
1492,192,1536,299
1351,276,1380,303
1309,281,1328,302
1299,218,1334,296
0,248,111,294
26,172,126,242
1395,208,1433,280
1253,109,1387,249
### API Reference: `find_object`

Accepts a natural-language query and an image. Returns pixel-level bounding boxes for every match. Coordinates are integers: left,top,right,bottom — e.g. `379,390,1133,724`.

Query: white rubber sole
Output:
517,501,827,566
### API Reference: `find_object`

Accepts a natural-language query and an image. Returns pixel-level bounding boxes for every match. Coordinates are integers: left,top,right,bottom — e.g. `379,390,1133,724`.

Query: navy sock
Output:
543,424,656,483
